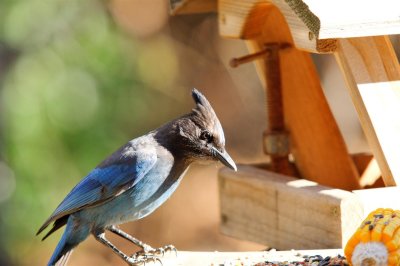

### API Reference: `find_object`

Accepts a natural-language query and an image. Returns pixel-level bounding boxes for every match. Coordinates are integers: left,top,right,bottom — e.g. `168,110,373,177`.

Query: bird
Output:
37,89,237,266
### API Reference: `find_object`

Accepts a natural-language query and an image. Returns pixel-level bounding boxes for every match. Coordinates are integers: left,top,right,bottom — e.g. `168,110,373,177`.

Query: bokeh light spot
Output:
110,0,168,37
0,162,16,203
137,36,179,98
45,69,99,132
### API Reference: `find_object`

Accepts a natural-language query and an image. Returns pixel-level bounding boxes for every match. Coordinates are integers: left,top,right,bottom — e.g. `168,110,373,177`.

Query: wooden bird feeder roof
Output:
171,0,400,53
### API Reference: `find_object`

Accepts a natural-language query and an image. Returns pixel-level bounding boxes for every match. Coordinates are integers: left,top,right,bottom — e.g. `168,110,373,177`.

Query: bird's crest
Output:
191,88,217,123
192,88,210,107
191,88,225,146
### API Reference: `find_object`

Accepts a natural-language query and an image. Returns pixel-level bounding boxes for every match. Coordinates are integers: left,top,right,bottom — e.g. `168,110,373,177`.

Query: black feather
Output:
191,88,206,106
42,215,69,241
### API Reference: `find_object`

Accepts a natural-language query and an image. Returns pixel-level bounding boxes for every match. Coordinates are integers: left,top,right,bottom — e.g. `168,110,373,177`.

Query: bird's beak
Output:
211,147,237,171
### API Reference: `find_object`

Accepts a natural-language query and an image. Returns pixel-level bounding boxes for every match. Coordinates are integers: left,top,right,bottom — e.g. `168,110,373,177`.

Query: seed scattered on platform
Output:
251,255,348,266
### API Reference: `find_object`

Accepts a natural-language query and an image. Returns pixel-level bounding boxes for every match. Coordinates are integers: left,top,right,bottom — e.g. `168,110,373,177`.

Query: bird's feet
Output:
127,255,162,266
128,245,177,265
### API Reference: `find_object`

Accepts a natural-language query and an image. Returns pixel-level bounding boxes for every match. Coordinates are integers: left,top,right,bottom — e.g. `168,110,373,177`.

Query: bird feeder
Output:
170,0,400,253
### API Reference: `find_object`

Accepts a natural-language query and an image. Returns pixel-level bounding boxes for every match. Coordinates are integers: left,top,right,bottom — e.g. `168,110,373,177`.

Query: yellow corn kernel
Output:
382,217,400,243
359,228,371,243
344,233,359,259
386,228,400,252
386,240,398,252
371,209,393,241
393,228,400,244
388,250,399,266
370,223,383,241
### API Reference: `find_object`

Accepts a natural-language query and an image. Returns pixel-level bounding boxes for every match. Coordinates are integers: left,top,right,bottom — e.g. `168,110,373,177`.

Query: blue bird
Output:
37,89,237,266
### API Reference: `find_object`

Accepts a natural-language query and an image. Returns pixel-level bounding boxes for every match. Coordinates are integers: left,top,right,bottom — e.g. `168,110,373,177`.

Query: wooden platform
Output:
219,165,400,249
145,249,343,265
219,165,364,249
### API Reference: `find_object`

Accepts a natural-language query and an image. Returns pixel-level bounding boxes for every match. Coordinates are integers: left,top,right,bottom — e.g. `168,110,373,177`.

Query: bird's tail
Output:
47,227,75,266
55,250,73,266
47,217,89,266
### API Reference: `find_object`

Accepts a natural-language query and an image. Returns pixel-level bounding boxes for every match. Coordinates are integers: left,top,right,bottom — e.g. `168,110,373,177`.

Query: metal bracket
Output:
263,130,290,157
230,42,293,174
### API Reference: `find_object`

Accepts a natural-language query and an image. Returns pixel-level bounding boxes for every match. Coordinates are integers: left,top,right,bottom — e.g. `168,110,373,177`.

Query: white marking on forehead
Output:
214,121,225,146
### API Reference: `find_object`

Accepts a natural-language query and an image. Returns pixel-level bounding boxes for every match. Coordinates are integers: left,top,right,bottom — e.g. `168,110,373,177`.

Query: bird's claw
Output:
127,255,162,266
129,244,177,265
162,245,177,257
141,243,154,253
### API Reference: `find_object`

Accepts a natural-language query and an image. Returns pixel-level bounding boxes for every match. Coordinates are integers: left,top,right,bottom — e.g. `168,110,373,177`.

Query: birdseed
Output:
252,254,349,266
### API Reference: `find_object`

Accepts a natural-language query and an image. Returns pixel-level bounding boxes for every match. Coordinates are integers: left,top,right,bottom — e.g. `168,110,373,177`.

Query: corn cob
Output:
345,208,400,266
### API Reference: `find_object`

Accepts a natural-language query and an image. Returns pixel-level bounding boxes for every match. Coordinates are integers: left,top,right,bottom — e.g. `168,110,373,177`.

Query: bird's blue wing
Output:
38,142,157,234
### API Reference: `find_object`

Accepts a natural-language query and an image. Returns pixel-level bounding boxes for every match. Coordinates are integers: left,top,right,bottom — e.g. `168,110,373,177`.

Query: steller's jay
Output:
37,89,237,266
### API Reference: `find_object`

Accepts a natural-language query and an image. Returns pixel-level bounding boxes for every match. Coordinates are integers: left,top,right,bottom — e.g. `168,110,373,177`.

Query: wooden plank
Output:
359,158,381,188
242,3,360,190
218,0,400,53
219,0,336,53
353,187,400,215
142,249,344,266
351,153,374,175
302,0,400,39
169,0,217,15
334,36,400,186
270,0,338,53
351,153,382,188
219,165,364,249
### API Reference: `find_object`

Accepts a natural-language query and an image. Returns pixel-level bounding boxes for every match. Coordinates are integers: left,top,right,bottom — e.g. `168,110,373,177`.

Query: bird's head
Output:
171,89,237,171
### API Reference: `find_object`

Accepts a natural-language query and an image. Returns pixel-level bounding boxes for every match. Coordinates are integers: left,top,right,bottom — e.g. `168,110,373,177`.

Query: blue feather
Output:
37,142,157,234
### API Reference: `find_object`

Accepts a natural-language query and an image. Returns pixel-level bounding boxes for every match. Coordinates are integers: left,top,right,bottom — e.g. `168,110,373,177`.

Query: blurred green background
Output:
0,0,188,263
0,0,268,265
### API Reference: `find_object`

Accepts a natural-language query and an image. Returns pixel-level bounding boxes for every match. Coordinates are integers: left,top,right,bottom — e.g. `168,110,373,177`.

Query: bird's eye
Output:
200,130,213,143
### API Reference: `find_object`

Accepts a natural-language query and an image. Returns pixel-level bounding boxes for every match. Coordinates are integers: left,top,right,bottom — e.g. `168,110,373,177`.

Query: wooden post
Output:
239,3,361,190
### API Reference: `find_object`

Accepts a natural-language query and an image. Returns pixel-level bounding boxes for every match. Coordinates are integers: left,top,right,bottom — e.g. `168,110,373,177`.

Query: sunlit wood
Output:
218,0,400,53
335,36,400,186
219,165,363,249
